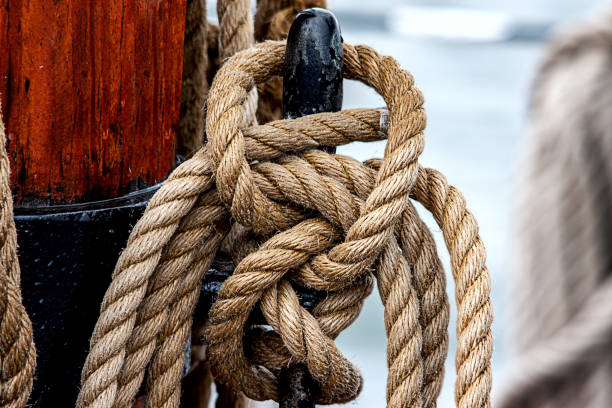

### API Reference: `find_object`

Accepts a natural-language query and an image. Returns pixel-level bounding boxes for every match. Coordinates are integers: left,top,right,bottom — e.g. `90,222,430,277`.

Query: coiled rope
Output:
74,41,493,408
0,107,36,408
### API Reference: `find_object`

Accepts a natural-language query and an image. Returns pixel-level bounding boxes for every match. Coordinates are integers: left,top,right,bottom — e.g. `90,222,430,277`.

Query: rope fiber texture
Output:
178,0,210,157
76,41,493,408
218,0,259,128
0,108,36,407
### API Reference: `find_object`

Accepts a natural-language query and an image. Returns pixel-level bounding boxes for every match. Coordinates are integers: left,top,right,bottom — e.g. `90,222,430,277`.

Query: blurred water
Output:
331,0,610,22
243,0,611,407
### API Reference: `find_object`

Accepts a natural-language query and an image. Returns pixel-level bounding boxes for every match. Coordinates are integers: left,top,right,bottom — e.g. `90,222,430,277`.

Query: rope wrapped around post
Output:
77,41,492,408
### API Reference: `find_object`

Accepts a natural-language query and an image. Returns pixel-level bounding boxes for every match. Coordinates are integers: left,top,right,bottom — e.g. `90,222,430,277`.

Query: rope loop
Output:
0,1,492,405
76,40,492,408
203,40,492,407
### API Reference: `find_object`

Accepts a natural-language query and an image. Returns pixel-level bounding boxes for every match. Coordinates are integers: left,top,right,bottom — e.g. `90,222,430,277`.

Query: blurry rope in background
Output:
498,8,612,408
77,40,493,408
0,108,36,408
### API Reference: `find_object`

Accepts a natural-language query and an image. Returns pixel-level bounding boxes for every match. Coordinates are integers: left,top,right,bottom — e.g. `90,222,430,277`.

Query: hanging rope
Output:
76,41,493,408
0,108,36,408
217,0,259,127
498,8,612,408
178,0,210,157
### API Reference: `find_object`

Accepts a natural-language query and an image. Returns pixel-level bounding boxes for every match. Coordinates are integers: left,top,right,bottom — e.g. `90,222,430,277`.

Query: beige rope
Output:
76,41,492,408
398,196,449,408
0,108,36,408
77,106,394,407
217,0,258,127
205,41,492,407
203,43,429,404
178,0,210,157
2,4,492,408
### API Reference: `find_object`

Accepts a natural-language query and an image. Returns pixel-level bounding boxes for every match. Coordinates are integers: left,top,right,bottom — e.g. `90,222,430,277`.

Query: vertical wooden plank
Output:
0,0,9,119
0,0,187,205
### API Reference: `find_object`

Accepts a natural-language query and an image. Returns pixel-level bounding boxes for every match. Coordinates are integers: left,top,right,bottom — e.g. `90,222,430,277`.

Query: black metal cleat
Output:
280,8,344,408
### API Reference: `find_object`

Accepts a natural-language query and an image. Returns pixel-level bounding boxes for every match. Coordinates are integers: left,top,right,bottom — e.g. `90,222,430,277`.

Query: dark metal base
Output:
15,185,159,407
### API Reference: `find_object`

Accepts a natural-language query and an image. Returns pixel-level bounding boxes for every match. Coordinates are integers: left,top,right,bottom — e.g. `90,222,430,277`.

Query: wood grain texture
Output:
0,0,187,205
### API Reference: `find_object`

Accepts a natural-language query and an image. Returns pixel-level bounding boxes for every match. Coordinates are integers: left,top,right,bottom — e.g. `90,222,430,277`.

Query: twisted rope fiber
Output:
204,40,427,403
224,148,449,408
217,0,258,127
204,41,492,407
78,41,492,407
0,109,36,408
78,106,396,407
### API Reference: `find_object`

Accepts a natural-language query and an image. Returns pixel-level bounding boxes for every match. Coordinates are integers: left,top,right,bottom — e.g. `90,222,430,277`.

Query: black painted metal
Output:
280,363,319,408
283,7,342,156
15,185,159,407
283,8,342,120
279,8,344,407
196,255,327,327
15,181,325,407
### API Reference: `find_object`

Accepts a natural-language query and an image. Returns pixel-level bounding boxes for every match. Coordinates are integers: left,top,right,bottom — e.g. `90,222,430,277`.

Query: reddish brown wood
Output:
0,0,187,205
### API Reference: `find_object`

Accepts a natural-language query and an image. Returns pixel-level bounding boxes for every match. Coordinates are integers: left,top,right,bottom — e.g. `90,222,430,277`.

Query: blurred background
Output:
241,0,611,406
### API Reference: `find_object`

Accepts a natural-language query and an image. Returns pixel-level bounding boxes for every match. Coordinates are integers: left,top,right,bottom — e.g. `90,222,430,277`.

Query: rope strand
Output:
1,4,492,407
75,41,492,408
0,108,36,408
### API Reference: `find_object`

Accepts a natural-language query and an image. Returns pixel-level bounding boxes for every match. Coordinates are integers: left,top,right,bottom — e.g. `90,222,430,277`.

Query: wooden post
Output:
0,0,186,205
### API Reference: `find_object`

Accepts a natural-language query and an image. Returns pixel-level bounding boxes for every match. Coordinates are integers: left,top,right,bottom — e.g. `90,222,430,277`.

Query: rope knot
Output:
204,41,432,404
77,40,492,408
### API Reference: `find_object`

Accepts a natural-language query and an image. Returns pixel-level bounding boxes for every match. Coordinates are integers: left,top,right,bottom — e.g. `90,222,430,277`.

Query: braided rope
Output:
75,41,492,408
0,109,36,407
204,41,492,407
77,106,391,406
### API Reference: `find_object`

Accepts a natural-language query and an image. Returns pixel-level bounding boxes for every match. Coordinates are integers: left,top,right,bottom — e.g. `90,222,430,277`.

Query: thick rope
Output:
178,0,210,157
217,0,258,127
0,109,36,408
498,8,612,408
203,43,427,404
78,41,492,408
398,198,449,408
78,107,393,407
202,41,490,407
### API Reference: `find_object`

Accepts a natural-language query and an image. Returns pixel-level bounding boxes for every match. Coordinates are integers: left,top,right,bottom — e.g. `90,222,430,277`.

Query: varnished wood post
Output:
0,0,187,205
